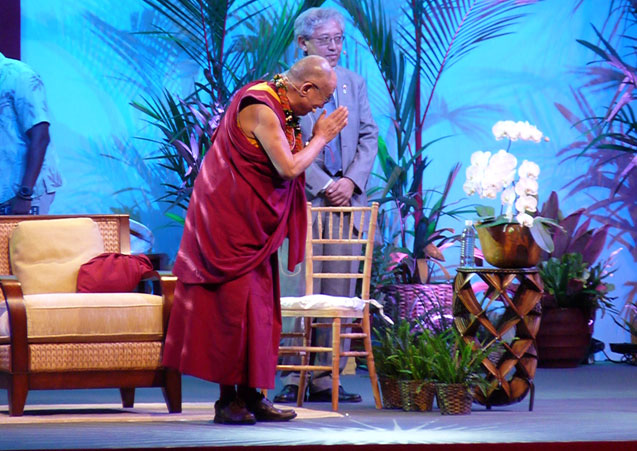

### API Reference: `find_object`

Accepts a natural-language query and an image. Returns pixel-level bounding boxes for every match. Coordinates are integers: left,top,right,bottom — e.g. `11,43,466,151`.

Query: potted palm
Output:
537,252,616,367
369,163,464,338
429,328,494,415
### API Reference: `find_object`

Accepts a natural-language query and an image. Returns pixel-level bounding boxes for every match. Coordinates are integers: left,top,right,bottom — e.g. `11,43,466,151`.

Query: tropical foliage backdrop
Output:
18,0,636,352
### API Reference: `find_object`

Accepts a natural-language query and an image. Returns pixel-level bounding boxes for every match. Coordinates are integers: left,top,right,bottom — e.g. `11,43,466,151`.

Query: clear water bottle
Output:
460,220,475,267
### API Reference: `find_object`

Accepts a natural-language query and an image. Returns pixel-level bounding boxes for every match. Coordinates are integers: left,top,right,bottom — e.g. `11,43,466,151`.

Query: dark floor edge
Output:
12,441,637,451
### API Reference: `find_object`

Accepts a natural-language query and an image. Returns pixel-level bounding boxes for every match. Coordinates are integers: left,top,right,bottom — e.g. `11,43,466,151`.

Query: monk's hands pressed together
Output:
325,177,355,206
313,106,348,144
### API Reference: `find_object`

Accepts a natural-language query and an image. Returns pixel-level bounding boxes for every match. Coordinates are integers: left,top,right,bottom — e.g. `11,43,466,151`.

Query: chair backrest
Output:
0,215,131,278
305,202,379,300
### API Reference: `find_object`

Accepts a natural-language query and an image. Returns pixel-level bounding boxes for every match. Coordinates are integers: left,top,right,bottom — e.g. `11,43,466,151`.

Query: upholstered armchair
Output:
0,215,181,416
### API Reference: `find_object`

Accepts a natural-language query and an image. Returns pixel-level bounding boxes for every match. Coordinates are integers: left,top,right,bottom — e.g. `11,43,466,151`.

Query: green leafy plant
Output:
371,153,467,284
373,321,407,379
373,319,436,381
538,191,610,264
340,0,540,278
132,91,222,223
613,300,637,341
555,0,636,334
119,0,325,223
538,252,616,315
428,328,494,393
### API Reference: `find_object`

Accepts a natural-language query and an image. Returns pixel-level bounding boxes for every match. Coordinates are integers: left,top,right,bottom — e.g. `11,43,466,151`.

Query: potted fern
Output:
373,320,437,411
373,322,405,409
429,328,494,415
396,325,437,412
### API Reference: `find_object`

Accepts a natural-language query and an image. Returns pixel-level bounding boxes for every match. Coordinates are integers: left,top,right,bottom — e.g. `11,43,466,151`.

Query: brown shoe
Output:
248,395,297,422
213,400,256,425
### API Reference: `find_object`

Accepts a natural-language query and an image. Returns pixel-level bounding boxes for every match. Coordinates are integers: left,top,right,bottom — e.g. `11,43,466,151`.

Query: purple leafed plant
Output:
539,191,609,265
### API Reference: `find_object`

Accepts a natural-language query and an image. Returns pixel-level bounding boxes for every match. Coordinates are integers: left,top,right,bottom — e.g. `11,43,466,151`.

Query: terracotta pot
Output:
476,223,541,268
536,307,592,368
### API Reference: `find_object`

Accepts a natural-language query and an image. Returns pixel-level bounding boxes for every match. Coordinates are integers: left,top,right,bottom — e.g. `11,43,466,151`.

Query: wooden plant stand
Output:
453,268,543,411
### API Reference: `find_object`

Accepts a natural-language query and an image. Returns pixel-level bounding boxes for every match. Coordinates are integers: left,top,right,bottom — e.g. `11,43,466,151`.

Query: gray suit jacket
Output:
301,66,378,212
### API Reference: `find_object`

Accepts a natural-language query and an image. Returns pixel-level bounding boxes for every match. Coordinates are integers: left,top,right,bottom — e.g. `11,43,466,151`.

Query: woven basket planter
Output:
399,380,435,412
435,383,473,415
379,377,402,409
380,284,453,332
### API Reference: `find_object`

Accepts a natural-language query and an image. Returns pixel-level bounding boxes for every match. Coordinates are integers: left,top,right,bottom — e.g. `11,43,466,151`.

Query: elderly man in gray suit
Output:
275,7,378,404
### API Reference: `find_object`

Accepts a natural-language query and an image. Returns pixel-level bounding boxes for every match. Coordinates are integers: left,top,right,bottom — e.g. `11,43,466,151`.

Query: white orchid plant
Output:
463,120,557,252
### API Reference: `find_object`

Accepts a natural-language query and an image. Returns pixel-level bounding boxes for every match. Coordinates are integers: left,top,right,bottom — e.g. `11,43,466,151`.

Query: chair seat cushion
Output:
280,294,366,311
0,293,164,343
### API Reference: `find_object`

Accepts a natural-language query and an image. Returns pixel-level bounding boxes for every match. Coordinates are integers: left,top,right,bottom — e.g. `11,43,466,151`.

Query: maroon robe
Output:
162,81,307,388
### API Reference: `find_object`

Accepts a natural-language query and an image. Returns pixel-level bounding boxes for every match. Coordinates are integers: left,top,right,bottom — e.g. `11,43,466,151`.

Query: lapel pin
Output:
342,84,347,94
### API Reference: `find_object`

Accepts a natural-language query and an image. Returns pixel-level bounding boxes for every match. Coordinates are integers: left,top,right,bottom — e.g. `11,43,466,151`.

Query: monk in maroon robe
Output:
162,56,348,425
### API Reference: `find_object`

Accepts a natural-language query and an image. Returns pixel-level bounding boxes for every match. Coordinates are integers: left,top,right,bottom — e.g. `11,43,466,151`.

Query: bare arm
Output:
241,104,348,180
11,122,50,214
22,122,50,189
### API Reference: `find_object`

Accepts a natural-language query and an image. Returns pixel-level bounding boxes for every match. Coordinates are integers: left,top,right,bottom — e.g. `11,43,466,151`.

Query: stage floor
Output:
0,362,636,450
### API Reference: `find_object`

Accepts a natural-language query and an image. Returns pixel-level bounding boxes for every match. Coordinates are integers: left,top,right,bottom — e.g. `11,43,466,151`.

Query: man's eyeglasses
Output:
310,35,345,47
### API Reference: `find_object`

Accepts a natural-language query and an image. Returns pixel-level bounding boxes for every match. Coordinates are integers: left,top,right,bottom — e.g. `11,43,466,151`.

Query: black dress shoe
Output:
248,395,297,422
308,386,362,403
273,384,302,403
213,400,256,425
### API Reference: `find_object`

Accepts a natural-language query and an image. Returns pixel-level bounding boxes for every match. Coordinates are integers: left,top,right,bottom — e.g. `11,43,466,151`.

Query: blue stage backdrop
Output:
19,0,635,354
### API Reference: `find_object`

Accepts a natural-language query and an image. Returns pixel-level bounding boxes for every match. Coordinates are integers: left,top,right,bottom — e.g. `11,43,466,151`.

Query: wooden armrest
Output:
140,271,177,335
0,276,29,372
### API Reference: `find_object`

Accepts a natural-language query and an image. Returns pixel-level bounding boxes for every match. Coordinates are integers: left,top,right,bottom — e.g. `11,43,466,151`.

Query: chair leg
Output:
362,315,382,409
162,368,182,413
331,318,341,412
120,388,135,408
297,372,307,408
8,374,28,416
297,317,312,407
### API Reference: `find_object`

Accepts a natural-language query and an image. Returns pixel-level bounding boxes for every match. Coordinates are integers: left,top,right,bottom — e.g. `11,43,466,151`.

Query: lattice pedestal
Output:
453,268,543,411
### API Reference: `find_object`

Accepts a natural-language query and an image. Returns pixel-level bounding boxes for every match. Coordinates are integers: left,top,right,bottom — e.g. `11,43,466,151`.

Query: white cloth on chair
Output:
280,294,365,311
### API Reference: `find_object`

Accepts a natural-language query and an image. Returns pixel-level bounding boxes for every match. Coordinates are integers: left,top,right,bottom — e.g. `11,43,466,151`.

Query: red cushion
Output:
76,253,154,293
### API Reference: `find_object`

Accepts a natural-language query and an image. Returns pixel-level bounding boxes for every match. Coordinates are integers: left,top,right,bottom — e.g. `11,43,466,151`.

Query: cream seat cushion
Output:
280,294,366,311
9,218,105,294
0,293,164,343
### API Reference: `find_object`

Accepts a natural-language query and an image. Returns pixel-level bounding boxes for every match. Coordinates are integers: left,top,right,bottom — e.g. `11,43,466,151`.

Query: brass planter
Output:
476,223,540,268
